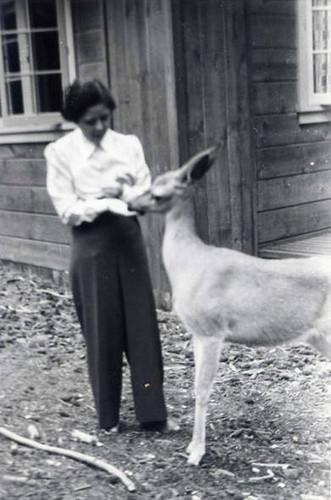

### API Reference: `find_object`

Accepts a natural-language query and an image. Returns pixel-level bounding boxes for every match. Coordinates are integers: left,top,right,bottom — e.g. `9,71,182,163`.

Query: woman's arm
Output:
45,143,113,226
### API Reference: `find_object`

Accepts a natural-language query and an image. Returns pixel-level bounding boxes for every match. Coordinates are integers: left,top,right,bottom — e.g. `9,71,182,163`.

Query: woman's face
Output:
77,103,112,144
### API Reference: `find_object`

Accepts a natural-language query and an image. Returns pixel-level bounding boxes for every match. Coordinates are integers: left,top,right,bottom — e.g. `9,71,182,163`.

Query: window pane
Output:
0,0,17,30
313,53,331,92
31,32,60,70
0,0,72,119
35,73,62,112
313,10,331,51
6,79,23,114
28,0,57,28
2,34,20,72
313,0,331,6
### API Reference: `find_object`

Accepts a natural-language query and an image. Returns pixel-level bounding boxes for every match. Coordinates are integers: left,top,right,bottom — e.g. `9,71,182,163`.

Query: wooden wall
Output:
5,0,330,300
0,0,254,305
0,0,108,274
0,143,70,270
171,0,254,254
0,0,178,306
105,0,179,305
248,0,331,249
105,0,254,303
71,0,108,83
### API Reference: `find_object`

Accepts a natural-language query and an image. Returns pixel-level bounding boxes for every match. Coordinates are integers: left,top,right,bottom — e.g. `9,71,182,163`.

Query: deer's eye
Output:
153,195,163,202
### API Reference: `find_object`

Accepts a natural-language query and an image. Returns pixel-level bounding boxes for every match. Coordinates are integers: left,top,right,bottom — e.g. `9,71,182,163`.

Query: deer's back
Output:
173,249,331,346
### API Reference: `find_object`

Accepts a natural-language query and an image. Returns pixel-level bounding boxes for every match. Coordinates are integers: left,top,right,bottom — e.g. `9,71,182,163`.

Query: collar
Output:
74,128,115,161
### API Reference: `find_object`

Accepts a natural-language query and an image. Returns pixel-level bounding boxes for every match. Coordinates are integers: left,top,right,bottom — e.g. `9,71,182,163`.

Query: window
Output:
0,0,75,128
297,0,331,122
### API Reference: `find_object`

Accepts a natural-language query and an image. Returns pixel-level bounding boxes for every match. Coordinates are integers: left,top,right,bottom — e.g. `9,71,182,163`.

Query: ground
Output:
0,262,330,500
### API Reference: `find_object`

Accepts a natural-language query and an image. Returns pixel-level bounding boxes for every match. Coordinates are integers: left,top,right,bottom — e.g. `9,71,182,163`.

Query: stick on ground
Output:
0,427,136,492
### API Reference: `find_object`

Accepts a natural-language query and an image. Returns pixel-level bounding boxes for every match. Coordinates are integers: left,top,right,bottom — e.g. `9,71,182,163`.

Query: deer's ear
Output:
180,145,219,183
190,152,214,181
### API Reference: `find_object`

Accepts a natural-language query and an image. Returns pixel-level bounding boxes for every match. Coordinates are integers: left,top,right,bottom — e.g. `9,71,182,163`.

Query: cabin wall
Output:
105,0,179,305
0,143,70,271
171,0,254,254
0,0,107,274
5,0,329,301
72,0,108,83
248,0,331,249
0,0,255,305
0,0,177,307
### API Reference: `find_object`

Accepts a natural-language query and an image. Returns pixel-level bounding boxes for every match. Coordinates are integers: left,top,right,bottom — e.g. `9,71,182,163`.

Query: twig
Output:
248,469,274,482
252,462,290,469
73,485,92,492
36,288,71,299
3,474,38,485
0,427,136,492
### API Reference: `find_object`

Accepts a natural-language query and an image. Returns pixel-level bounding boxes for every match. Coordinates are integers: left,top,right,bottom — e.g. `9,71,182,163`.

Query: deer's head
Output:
128,144,219,214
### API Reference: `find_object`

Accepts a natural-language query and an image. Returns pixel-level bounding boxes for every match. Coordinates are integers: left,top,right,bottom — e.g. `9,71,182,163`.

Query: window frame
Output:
297,0,331,124
0,0,75,131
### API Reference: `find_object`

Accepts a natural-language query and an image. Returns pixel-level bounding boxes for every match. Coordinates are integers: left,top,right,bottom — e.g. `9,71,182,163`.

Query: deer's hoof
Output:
186,442,205,466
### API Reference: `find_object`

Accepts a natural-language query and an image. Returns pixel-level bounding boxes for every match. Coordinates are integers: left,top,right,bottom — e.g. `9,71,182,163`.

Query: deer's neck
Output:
162,197,204,286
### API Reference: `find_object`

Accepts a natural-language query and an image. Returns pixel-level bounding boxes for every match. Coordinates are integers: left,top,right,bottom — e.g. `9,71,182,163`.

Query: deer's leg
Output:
305,296,331,360
306,328,331,360
187,335,223,465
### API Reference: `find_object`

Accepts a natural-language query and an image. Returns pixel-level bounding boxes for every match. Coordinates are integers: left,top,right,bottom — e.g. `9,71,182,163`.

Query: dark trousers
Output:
70,212,167,429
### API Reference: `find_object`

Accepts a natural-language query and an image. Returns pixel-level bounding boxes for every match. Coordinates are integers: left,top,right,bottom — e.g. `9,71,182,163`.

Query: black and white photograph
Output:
0,1,330,499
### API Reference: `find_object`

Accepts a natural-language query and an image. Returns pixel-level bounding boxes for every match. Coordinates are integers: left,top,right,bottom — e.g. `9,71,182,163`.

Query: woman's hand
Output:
102,173,134,199
102,182,123,198
116,172,135,187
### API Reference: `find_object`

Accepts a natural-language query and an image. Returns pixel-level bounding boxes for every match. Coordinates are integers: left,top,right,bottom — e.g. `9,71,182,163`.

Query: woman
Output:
45,79,176,433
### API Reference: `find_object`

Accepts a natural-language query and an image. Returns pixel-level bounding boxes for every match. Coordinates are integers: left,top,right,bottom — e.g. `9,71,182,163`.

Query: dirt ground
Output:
0,261,330,500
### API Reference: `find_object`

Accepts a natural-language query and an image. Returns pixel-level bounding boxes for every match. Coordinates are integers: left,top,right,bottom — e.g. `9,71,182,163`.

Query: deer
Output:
127,145,331,466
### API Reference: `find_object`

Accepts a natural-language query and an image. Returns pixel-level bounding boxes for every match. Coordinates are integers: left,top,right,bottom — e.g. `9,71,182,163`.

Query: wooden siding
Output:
5,0,330,301
248,0,331,248
0,0,178,305
0,145,70,270
0,0,254,303
260,232,331,258
71,0,108,83
0,0,108,272
105,0,179,301
171,0,254,253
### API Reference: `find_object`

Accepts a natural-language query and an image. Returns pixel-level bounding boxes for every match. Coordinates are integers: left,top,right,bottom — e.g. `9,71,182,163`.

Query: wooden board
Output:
72,0,103,31
259,231,331,258
78,62,108,84
0,210,70,245
251,49,296,83
253,82,297,115
253,115,331,148
10,143,48,158
0,186,55,214
106,0,133,133
171,0,254,252
225,0,255,252
249,0,296,16
250,15,296,49
105,0,179,295
258,200,331,243
257,141,331,179
176,0,210,243
0,235,70,270
258,170,331,211
0,159,46,186
75,31,106,64
71,0,108,83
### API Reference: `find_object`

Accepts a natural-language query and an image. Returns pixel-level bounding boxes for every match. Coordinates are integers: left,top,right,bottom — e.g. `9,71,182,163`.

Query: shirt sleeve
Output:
45,142,111,226
121,135,152,203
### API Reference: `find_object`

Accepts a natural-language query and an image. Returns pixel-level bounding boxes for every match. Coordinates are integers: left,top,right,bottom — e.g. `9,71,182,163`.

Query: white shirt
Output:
45,128,151,226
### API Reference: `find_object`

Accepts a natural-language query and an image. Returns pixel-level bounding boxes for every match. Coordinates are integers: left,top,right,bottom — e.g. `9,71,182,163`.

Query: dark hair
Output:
61,79,117,123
